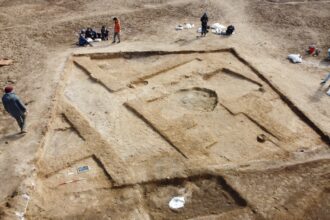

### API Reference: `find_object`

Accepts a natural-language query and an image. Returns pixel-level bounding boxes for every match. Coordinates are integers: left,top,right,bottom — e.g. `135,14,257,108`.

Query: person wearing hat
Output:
2,85,28,133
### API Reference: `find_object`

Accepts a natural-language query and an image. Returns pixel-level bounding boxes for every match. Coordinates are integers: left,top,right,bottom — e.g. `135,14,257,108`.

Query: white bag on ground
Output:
212,27,226,35
211,23,226,30
176,23,194,30
210,23,226,35
169,196,185,209
211,23,220,29
197,27,202,33
184,23,194,29
288,54,302,63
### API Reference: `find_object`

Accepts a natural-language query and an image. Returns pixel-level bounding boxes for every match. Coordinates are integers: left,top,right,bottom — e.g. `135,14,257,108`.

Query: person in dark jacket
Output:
200,12,208,37
91,29,97,40
78,30,92,46
85,28,93,39
2,85,27,133
78,33,92,47
101,26,109,40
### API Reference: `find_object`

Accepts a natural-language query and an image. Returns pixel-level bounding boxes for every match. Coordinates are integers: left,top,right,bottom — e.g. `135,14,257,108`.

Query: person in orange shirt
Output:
112,17,121,43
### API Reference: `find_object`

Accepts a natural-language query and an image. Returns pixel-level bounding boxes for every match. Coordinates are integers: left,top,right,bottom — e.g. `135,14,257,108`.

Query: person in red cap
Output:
2,85,28,133
112,17,121,44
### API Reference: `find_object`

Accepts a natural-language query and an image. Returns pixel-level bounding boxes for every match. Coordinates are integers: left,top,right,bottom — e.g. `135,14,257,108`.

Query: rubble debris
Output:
0,59,13,67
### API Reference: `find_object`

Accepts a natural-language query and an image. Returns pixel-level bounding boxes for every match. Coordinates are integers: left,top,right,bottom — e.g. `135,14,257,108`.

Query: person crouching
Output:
101,26,109,41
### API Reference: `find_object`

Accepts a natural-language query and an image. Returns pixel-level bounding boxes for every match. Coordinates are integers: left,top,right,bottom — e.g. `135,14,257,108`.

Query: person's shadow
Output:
0,132,25,145
319,59,330,67
309,84,328,102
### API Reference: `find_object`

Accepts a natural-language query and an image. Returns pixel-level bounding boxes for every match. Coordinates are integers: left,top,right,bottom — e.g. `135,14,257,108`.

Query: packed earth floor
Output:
0,0,329,219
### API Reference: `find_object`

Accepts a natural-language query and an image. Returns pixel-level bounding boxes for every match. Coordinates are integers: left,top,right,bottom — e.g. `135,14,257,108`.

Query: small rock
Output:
257,134,266,143
258,87,265,92
127,84,135,89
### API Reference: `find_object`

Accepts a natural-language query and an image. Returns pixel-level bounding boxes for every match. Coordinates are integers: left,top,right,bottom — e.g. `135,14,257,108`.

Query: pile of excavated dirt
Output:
0,0,329,219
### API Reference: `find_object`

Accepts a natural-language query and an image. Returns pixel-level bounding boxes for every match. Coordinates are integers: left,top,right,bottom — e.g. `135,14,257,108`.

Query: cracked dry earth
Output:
22,49,329,219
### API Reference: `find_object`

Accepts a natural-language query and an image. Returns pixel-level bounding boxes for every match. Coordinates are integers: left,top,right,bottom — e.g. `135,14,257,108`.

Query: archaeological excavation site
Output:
22,49,327,219
0,0,329,220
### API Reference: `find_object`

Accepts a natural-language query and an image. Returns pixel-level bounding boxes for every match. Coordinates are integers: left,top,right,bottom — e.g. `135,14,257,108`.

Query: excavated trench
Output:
24,49,328,219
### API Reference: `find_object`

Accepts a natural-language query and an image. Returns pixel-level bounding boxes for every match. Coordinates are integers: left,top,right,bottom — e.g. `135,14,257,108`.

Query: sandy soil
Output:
0,0,329,219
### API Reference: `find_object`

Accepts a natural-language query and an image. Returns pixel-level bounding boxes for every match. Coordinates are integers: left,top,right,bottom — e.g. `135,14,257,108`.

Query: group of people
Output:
87,26,109,40
78,26,110,46
3,13,328,135
0,13,276,134
79,13,234,46
78,17,121,47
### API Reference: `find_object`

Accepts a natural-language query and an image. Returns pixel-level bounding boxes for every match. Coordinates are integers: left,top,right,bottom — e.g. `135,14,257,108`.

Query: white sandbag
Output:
210,23,219,29
86,38,93,43
210,23,226,35
197,27,202,33
176,23,194,30
211,23,226,30
94,38,102,42
184,23,194,29
169,196,185,209
288,54,302,63
212,27,226,35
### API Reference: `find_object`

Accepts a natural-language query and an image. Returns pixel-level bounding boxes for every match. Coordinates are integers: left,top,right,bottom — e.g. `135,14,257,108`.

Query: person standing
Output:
200,12,208,37
320,73,330,96
320,73,330,85
112,17,121,43
2,85,28,133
